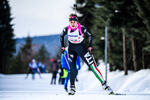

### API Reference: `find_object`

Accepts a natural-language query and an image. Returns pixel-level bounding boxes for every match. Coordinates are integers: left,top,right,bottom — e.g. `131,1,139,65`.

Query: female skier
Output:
60,13,114,95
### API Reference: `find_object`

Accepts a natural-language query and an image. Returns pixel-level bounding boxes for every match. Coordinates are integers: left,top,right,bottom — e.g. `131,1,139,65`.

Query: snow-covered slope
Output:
0,61,150,100
77,62,150,94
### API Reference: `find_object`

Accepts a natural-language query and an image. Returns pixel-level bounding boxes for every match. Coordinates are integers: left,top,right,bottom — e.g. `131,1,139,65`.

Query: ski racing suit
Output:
60,23,105,86
29,62,41,79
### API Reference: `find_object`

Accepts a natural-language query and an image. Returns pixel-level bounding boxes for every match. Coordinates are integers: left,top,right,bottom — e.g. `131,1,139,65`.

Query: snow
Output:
0,61,150,100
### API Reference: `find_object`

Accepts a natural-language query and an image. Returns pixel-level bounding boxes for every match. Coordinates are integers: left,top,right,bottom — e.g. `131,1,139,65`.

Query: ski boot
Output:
68,85,76,95
102,81,114,95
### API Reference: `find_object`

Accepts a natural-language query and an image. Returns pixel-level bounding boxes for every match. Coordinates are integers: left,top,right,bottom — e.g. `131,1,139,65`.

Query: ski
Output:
115,93,126,95
109,92,126,95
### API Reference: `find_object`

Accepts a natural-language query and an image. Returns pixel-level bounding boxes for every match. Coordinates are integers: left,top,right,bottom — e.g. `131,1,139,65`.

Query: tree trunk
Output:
122,28,128,75
107,34,113,71
131,37,138,72
142,50,145,69
0,55,6,74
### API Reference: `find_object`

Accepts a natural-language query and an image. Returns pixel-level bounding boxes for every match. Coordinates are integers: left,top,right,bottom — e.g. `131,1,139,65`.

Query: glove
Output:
61,47,65,54
88,47,93,54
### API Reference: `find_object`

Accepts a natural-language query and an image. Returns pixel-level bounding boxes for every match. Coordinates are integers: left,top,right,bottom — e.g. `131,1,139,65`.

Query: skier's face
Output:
70,21,77,29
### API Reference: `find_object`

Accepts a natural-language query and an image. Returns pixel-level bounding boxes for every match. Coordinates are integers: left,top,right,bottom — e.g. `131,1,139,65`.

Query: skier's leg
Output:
77,46,105,84
54,78,56,84
88,59,113,93
64,72,70,92
51,72,54,84
58,73,61,84
68,49,77,95
25,69,30,78
32,69,36,80
51,78,53,84
36,68,42,78
78,47,113,93
54,72,57,84
68,51,77,86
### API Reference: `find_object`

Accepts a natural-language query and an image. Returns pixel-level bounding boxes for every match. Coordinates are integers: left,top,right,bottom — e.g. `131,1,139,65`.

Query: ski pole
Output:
91,53,98,68
63,53,70,70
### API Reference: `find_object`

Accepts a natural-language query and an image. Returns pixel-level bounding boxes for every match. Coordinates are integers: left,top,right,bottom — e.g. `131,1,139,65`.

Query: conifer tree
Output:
35,44,50,62
9,52,26,74
134,0,150,33
98,0,150,72
0,0,15,73
17,36,34,73
9,36,35,73
98,0,143,74
20,36,34,63
75,0,150,72
96,0,127,72
134,0,150,69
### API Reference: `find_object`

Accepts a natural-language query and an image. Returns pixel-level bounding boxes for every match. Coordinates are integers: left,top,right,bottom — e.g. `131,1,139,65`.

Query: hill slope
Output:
15,34,61,57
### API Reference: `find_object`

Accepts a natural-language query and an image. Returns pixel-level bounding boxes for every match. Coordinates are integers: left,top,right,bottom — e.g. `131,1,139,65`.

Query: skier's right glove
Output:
61,47,65,54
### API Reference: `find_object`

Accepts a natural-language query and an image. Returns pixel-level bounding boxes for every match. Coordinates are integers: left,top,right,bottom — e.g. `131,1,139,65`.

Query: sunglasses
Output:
69,16,76,19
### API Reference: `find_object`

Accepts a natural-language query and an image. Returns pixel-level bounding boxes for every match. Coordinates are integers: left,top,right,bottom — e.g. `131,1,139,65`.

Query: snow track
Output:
0,62,150,100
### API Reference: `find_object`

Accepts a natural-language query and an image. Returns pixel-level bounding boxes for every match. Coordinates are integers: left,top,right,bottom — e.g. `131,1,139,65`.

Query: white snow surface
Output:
0,61,150,100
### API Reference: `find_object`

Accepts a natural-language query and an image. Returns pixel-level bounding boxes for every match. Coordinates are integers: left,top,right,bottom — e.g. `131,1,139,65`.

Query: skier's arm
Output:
60,27,67,47
81,26,93,47
28,63,33,69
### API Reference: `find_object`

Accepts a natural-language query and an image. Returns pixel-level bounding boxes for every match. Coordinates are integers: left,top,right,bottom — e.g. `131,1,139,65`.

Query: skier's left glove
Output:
88,47,93,54
61,47,65,54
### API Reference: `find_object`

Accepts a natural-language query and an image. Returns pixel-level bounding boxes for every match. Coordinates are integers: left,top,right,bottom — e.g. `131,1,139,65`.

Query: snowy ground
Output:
0,61,150,100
